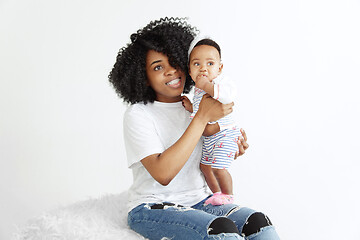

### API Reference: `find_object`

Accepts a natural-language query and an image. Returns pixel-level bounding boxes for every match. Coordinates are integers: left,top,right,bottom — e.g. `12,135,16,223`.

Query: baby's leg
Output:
200,143,221,193
212,168,233,195
200,163,221,193
212,135,239,195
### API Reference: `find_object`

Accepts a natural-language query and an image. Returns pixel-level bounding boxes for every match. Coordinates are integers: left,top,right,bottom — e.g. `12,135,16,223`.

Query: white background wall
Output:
1,0,359,239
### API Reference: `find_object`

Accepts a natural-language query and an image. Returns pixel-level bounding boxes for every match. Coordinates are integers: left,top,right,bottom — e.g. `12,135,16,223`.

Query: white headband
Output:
188,34,213,58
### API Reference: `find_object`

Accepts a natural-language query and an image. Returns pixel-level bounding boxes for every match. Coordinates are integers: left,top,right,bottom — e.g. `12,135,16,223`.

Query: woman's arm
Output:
141,94,234,186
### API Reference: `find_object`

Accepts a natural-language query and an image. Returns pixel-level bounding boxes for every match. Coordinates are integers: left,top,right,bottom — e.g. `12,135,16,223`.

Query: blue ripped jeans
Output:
128,196,280,240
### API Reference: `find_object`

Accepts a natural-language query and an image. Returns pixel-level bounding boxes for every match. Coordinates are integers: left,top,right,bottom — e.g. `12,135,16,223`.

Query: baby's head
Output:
188,38,223,83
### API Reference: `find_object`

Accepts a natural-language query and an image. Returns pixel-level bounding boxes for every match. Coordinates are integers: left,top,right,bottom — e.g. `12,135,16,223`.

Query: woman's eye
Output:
154,65,163,71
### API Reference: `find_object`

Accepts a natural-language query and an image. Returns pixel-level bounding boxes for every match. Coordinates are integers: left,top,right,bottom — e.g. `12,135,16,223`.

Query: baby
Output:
182,37,241,205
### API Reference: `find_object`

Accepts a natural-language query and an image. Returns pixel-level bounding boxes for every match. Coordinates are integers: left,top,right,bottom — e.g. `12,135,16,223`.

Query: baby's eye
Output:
194,62,200,67
154,65,163,71
207,62,214,66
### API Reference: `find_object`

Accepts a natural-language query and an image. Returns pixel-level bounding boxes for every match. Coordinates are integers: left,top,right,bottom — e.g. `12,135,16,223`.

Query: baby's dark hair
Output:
193,38,221,58
109,17,198,104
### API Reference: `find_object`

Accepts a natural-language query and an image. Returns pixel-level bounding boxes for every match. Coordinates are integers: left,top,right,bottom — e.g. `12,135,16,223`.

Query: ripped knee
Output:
208,217,240,235
149,203,184,209
241,212,273,237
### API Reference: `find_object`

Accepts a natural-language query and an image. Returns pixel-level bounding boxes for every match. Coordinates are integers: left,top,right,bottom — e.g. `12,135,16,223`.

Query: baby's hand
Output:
181,96,193,113
195,76,211,90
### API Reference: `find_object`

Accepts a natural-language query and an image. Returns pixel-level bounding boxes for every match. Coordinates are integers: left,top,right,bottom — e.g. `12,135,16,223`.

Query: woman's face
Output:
146,50,186,103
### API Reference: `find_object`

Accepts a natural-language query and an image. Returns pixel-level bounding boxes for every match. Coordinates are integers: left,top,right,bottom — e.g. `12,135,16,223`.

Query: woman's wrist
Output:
192,111,210,127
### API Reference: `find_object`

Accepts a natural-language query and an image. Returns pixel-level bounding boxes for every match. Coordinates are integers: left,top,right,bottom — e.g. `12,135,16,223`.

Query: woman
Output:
109,17,280,240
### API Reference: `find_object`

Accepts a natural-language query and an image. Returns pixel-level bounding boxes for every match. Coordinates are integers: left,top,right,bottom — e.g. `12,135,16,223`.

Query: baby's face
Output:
189,45,223,83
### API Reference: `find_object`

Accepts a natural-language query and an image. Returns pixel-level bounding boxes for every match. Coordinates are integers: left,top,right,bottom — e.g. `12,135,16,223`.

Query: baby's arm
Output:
213,76,237,104
181,95,193,113
195,76,214,97
196,75,237,104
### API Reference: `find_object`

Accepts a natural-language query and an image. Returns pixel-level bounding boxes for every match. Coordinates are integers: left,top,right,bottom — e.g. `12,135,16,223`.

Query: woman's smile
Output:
166,77,182,88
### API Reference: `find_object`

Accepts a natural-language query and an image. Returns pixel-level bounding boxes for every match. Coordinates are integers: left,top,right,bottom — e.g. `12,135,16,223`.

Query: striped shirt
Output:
190,74,237,131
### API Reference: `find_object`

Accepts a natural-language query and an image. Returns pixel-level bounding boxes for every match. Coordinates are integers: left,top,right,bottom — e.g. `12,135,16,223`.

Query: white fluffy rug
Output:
13,191,146,240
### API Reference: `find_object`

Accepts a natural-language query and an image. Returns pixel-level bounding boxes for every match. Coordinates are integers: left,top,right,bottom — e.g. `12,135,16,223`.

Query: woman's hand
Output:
196,94,234,123
235,128,249,159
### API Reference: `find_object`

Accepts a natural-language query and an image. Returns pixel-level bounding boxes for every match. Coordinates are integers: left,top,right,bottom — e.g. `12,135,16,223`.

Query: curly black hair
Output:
109,17,198,104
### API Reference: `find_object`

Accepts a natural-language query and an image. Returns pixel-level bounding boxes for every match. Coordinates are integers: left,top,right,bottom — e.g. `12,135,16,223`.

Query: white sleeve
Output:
213,76,237,104
123,107,164,168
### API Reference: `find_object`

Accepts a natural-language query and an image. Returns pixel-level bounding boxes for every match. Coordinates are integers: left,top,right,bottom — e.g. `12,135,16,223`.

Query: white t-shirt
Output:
123,101,210,212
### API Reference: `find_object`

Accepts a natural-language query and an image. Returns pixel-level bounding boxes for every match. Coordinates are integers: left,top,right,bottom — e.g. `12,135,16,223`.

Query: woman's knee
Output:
225,207,274,237
241,212,273,237
208,217,240,235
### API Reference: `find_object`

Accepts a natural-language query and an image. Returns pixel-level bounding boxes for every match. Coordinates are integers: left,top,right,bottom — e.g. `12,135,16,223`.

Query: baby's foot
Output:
212,194,234,205
205,193,234,205
204,192,222,205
